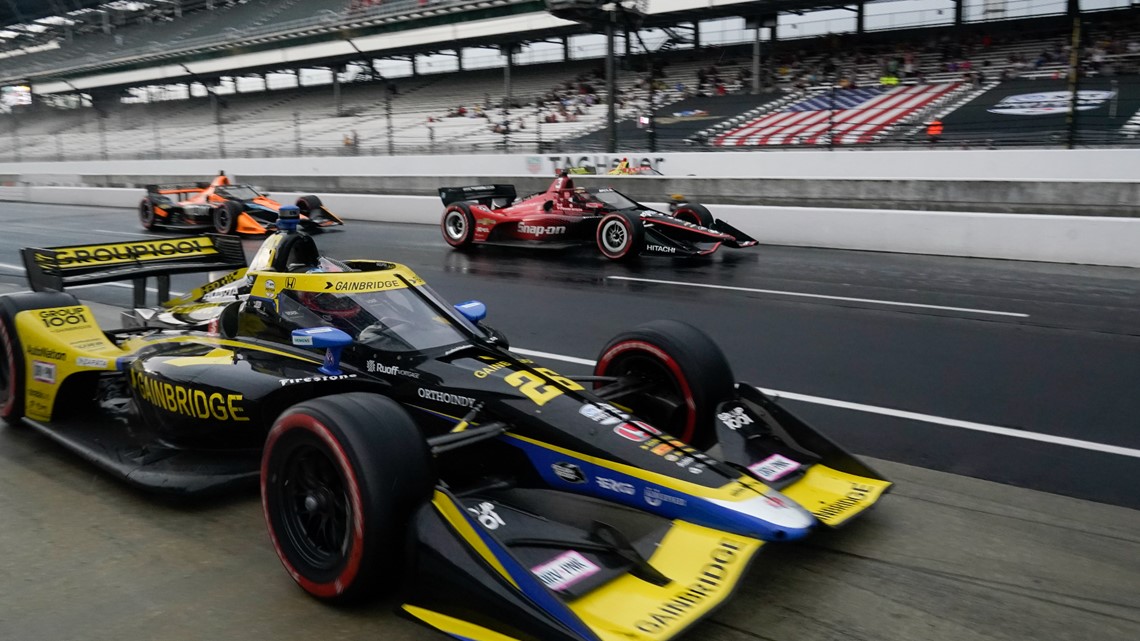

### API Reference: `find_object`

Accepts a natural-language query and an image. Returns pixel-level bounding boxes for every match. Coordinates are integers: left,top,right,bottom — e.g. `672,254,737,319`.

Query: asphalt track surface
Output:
0,201,1138,641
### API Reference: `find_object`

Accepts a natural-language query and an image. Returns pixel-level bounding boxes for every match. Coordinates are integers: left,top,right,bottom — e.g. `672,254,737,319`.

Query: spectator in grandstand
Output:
926,119,943,145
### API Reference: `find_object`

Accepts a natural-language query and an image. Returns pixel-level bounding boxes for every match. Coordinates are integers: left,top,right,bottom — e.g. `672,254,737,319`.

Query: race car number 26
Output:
505,367,583,406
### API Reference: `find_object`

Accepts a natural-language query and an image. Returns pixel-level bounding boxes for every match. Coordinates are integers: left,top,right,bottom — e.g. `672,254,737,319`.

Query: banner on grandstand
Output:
988,90,1115,116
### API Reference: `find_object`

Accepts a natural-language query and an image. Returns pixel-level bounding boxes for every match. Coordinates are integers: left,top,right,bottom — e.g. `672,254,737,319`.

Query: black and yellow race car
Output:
0,213,889,641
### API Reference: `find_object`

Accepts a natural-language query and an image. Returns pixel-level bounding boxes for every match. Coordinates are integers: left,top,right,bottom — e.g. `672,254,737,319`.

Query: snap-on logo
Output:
518,224,566,236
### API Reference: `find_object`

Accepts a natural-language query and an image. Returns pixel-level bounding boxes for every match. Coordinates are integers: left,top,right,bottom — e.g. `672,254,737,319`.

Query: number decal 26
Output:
504,368,583,406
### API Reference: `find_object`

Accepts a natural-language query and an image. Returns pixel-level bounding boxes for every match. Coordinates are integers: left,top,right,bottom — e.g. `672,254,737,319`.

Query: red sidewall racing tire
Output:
595,320,735,449
0,292,82,424
261,393,434,603
441,203,476,248
671,203,714,228
596,212,644,261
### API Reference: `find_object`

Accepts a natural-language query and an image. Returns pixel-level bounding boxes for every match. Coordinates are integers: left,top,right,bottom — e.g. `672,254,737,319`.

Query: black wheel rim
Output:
277,443,352,571
140,203,153,225
216,208,231,232
607,354,687,437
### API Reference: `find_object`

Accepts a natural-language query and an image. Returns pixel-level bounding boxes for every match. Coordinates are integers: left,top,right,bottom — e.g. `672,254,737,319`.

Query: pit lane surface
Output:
0,202,1138,641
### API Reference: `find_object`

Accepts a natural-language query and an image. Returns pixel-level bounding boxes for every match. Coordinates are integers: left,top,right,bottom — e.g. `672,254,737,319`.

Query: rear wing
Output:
438,184,517,208
21,235,247,307
145,183,211,195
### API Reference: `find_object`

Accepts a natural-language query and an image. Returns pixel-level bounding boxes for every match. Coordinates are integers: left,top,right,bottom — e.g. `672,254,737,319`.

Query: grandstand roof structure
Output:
0,0,891,91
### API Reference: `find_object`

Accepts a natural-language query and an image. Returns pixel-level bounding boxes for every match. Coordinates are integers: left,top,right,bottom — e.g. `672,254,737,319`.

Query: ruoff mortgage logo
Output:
988,90,1115,116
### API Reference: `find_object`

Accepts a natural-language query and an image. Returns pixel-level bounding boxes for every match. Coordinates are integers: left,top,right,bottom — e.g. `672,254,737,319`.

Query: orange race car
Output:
138,171,343,235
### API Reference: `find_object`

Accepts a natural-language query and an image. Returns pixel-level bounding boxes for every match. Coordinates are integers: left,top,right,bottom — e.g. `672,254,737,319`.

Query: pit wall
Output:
1,149,1138,268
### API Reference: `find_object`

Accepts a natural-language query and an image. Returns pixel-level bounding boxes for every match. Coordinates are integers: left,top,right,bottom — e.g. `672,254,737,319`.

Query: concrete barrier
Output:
2,185,1137,268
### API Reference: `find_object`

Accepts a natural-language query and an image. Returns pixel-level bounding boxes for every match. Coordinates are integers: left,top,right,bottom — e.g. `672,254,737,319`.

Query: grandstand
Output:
1,0,1139,160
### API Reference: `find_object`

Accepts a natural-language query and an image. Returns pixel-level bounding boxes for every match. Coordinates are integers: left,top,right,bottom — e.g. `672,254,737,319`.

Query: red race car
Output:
439,173,757,260
139,171,343,235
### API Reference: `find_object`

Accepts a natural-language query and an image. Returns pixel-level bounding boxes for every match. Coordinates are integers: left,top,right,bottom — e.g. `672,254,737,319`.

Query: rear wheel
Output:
596,211,643,261
262,393,434,603
672,203,714,228
139,198,157,230
213,200,242,235
0,292,82,424
594,320,734,449
441,203,475,248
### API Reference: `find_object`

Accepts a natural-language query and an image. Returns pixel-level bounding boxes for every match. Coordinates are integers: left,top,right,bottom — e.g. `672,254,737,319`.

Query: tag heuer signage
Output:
988,90,1115,115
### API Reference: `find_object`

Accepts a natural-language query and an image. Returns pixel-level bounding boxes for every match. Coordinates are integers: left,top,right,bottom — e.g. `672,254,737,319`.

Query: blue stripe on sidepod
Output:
506,436,813,542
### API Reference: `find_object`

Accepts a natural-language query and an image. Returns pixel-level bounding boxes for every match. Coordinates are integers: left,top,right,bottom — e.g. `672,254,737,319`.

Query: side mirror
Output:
454,300,487,324
292,327,353,375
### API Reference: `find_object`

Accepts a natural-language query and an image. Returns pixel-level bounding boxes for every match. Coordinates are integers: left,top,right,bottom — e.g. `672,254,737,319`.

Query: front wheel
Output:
0,292,82,424
262,393,434,603
596,212,644,261
296,195,323,216
594,320,735,449
213,200,242,235
671,202,714,228
441,204,475,248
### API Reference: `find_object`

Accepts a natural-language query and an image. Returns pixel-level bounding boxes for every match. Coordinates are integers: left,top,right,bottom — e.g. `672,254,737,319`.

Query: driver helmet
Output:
297,291,362,321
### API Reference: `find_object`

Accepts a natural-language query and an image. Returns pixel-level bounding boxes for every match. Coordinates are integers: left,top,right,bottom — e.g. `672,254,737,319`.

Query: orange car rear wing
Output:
145,183,212,195
22,235,247,307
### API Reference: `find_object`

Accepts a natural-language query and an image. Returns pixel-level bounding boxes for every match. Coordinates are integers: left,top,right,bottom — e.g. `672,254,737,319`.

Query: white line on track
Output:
606,276,1030,318
0,262,23,272
512,347,1139,459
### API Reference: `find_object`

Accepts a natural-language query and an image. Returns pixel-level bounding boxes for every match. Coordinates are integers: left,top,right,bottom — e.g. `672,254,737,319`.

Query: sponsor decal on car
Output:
518,224,567,236
748,453,802,482
27,346,66,361
579,402,629,425
646,244,677,253
644,486,687,508
551,462,587,484
331,279,404,292
75,356,109,368
988,90,1115,115
36,307,90,331
417,388,477,407
264,279,277,296
32,361,56,384
596,477,635,495
613,420,661,443
366,360,420,378
472,360,511,379
129,370,249,422
37,238,217,268
811,482,876,522
531,550,600,591
466,501,505,530
717,406,754,430
633,539,744,634
278,374,357,386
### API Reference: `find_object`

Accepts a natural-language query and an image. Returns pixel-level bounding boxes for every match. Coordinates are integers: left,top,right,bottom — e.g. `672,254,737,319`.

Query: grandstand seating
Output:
2,5,1139,159
712,83,961,146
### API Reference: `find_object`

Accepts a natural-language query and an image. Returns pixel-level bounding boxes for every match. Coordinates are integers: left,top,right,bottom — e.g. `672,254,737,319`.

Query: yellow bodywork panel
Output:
15,305,126,422
781,464,892,526
402,605,524,641
569,521,762,641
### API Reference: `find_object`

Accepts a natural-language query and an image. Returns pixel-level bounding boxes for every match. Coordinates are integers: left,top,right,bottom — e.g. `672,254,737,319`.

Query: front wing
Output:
403,488,763,641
